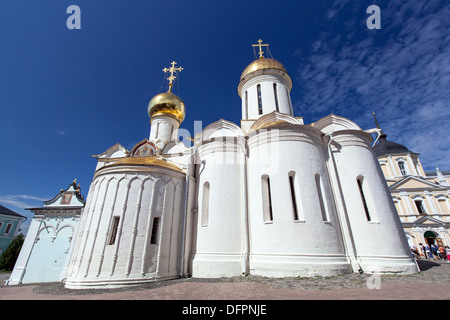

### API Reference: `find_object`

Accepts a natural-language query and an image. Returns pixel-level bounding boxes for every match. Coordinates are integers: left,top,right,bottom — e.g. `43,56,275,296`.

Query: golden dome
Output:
240,58,288,80
238,58,292,96
147,90,185,123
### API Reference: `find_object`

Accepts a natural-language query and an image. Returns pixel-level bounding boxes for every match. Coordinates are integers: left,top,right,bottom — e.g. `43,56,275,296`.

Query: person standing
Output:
419,243,427,259
425,243,432,259
439,245,447,261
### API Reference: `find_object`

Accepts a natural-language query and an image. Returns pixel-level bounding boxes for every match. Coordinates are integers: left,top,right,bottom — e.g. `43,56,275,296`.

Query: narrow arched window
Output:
257,84,263,115
286,87,293,115
201,182,210,226
261,175,273,222
357,177,371,221
289,173,299,221
108,216,120,245
150,217,160,244
273,83,279,112
315,174,329,222
245,90,248,119
398,161,407,176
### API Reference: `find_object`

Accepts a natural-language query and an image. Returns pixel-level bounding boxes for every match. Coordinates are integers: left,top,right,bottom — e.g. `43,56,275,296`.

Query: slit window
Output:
289,174,299,221
273,83,279,112
201,182,210,226
150,217,160,244
257,84,263,115
108,216,120,245
357,178,371,221
315,174,329,222
286,87,293,115
245,91,248,119
155,122,159,138
262,175,273,222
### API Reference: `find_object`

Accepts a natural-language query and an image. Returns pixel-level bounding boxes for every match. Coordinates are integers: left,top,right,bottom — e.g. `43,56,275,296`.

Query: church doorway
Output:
423,231,442,247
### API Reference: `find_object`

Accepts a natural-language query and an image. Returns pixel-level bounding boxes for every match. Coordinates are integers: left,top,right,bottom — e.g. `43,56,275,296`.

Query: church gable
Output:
390,176,445,191
130,139,157,157
161,140,189,155
200,119,244,141
94,143,129,159
406,215,446,227
43,180,85,208
249,111,303,132
313,114,362,134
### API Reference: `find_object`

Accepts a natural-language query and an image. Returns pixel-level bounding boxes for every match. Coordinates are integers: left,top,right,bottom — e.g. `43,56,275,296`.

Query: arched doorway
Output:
424,231,443,247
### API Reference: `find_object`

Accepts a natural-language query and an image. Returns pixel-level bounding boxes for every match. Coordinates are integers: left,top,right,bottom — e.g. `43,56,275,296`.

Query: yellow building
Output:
373,114,450,255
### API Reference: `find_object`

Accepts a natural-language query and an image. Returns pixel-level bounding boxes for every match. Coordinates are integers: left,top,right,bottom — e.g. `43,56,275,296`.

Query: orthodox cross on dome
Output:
162,61,183,91
252,39,269,59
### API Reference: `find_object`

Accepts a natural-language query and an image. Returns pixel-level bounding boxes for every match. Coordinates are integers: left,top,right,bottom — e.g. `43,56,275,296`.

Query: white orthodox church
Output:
10,41,419,289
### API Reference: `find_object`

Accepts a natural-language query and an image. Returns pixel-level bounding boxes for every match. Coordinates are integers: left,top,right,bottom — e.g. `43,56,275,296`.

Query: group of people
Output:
411,243,450,261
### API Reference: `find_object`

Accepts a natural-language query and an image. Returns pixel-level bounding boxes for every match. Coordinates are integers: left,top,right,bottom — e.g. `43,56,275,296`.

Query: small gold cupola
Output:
147,61,185,123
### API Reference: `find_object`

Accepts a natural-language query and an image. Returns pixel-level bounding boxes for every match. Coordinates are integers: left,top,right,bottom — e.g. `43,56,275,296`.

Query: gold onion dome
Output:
147,89,185,123
240,57,288,81
238,57,292,96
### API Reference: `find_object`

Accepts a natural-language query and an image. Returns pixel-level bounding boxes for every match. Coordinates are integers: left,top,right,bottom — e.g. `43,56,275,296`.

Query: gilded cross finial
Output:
252,39,269,59
162,61,183,91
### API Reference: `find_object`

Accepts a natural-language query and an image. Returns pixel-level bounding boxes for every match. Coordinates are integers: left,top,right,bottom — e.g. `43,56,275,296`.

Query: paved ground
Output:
1,259,449,301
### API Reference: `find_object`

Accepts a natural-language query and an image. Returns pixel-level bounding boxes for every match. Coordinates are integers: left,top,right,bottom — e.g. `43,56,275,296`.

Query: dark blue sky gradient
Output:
1,0,449,226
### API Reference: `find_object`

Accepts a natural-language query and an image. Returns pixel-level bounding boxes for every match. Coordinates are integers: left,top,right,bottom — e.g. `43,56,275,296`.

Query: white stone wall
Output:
330,131,418,273
246,125,351,277
8,211,80,285
191,136,245,277
65,166,185,288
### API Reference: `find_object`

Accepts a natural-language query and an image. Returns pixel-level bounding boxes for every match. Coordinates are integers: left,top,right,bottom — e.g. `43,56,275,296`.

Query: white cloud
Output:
294,0,450,170
0,194,47,210
57,129,66,135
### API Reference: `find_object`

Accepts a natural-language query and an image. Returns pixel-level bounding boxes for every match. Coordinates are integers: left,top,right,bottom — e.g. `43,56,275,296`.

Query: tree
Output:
0,234,24,271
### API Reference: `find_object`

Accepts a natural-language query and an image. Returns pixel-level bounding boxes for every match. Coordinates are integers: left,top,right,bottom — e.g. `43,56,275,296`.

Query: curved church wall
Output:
246,125,351,277
65,166,185,289
240,74,292,119
191,136,245,277
330,131,417,273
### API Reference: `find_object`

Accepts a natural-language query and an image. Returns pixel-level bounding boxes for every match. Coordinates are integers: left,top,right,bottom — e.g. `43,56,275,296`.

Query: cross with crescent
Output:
252,39,269,59
163,61,184,90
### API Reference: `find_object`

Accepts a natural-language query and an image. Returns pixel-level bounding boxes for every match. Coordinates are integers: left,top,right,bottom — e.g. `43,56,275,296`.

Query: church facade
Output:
62,41,418,289
372,119,450,254
11,41,419,289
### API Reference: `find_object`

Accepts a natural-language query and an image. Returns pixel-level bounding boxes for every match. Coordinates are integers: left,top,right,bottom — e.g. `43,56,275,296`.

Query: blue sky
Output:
1,0,449,230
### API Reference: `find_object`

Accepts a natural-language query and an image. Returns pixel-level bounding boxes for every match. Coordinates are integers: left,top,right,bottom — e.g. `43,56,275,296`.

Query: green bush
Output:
0,234,24,271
